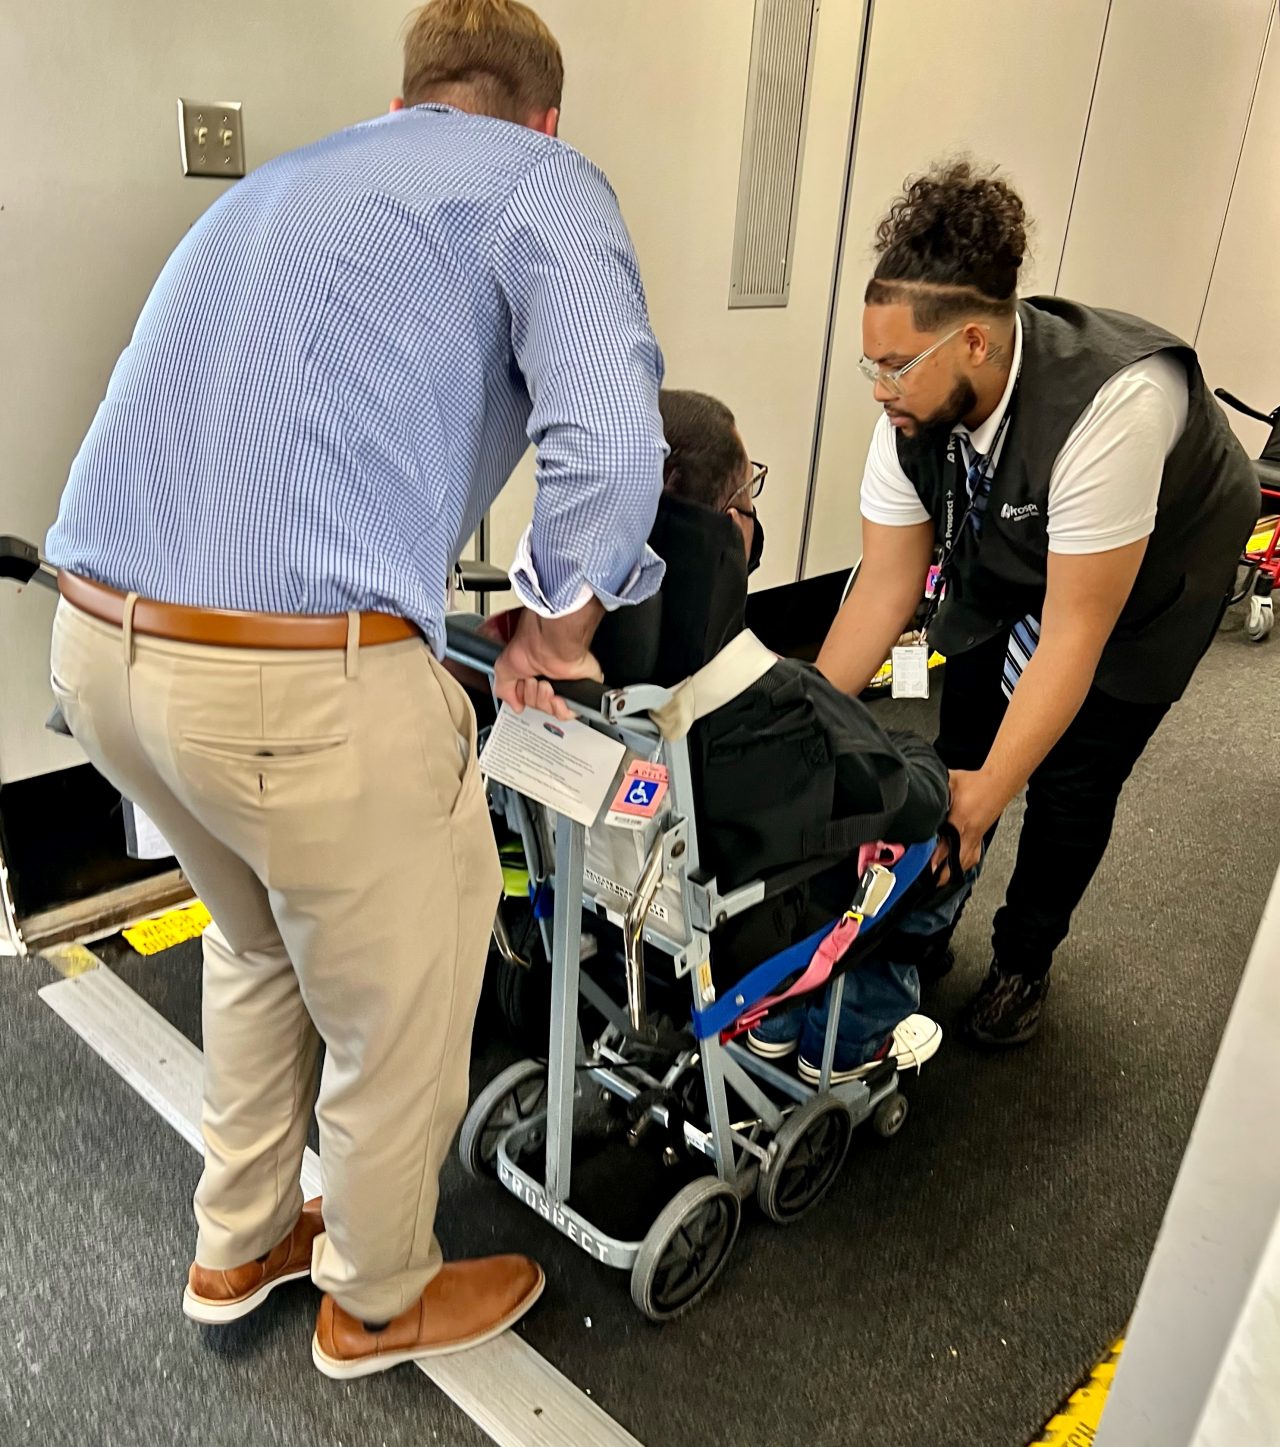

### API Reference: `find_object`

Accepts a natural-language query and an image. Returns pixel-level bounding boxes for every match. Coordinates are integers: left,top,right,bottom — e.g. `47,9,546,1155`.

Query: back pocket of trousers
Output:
180,734,349,764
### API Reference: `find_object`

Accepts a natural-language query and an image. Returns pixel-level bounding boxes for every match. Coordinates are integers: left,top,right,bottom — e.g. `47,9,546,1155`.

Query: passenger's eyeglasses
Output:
747,461,768,498
858,327,963,396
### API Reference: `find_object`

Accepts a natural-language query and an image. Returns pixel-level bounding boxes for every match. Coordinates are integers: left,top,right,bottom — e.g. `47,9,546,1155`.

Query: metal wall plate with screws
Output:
177,99,245,179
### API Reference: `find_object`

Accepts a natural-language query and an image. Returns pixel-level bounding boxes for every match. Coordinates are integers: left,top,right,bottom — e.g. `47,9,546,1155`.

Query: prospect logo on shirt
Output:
1001,501,1040,521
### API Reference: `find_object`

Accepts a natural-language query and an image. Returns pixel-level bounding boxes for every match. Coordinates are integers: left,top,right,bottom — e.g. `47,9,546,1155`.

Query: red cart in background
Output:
1216,388,1280,643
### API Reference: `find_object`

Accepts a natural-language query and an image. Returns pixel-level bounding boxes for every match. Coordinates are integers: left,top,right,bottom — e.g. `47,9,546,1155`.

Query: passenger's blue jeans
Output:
800,865,980,1065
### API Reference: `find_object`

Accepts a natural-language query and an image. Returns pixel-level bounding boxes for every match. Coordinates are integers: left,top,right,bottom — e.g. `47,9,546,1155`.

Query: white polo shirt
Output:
859,313,1190,554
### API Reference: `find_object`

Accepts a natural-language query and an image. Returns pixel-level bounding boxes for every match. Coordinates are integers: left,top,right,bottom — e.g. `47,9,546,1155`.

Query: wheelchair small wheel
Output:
458,1059,548,1180
630,1177,740,1322
756,1095,854,1224
871,1092,909,1140
1244,595,1274,642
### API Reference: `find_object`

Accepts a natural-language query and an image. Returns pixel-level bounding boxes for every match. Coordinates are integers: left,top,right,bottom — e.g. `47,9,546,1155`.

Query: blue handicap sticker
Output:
626,779,660,808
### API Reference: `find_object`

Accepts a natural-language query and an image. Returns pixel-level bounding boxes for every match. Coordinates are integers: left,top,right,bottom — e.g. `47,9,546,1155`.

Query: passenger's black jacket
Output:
691,655,949,894
592,493,949,894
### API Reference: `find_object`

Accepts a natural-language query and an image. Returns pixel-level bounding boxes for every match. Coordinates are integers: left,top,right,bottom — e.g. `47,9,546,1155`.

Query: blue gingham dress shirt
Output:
46,105,668,655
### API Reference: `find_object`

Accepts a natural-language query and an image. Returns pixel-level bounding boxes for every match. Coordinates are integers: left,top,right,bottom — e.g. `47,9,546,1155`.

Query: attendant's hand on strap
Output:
944,769,1005,873
494,601,605,722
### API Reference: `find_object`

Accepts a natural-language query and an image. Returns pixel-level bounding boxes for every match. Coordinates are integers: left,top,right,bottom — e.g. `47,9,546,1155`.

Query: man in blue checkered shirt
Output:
46,0,665,1377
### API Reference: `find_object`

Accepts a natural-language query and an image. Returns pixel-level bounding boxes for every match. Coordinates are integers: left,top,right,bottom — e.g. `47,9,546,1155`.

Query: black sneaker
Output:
959,961,1049,1047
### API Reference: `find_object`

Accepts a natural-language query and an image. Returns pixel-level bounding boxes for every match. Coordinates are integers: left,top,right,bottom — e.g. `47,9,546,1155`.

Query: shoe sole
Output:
182,1265,312,1325
745,1034,799,1059
797,1026,943,1085
310,1269,546,1380
962,1021,1041,1048
796,1055,882,1085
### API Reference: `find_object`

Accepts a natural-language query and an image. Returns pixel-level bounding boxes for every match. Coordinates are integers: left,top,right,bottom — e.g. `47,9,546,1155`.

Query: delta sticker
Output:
604,760,670,830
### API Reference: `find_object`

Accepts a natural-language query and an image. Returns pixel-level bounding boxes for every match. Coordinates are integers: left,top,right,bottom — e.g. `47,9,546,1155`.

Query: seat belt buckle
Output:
850,863,896,919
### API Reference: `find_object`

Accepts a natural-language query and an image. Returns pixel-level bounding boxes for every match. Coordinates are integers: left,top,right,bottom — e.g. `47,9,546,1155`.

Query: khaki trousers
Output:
50,599,501,1321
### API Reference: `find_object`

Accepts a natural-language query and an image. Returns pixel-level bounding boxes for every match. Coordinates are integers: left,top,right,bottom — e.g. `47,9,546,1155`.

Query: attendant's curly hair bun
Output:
869,160,1029,316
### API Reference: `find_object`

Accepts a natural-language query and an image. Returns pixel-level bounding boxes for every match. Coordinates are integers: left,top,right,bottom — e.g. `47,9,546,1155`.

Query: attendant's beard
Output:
884,377,979,442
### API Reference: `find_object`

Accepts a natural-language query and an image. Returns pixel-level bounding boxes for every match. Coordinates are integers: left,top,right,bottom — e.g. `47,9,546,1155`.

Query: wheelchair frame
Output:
447,622,921,1321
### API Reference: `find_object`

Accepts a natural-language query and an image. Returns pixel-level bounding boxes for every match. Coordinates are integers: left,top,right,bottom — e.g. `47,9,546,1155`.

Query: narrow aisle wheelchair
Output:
448,504,952,1322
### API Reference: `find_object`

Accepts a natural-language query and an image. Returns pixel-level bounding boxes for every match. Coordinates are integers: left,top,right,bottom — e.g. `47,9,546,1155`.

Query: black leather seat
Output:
450,493,748,729
591,493,748,689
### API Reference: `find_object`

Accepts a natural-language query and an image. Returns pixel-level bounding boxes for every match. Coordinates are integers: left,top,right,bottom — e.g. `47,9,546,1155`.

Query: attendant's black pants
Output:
931,634,1170,979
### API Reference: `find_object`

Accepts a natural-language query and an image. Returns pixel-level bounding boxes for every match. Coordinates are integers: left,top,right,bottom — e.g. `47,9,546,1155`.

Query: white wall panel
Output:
802,0,1111,580
1195,8,1280,459
0,0,415,783
1056,0,1274,342
487,0,866,594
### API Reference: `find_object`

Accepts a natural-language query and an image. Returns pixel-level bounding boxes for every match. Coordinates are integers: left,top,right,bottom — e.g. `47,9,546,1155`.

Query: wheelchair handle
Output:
1214,388,1278,426
1,535,59,591
443,616,607,713
454,559,512,595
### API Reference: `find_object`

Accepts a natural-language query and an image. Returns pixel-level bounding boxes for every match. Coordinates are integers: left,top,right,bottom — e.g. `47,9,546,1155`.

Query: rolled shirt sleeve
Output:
494,146,668,615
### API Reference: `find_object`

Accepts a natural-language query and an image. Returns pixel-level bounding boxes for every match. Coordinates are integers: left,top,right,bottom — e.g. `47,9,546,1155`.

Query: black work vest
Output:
895,297,1259,703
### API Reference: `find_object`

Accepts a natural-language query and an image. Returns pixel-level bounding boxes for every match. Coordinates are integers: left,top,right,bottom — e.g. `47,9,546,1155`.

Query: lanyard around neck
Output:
919,367,1021,637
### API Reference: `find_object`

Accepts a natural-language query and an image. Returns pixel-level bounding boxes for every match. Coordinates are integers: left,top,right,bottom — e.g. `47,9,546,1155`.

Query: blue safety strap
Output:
689,838,937,1041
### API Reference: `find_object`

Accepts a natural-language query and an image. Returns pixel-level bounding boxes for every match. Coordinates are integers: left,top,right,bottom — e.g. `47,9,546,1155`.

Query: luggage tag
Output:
891,638,930,700
604,759,670,831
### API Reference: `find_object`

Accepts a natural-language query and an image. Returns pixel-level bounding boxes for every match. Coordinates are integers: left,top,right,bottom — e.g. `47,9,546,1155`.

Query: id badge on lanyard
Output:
896,376,1024,697
891,444,956,700
891,639,931,699
894,375,1020,702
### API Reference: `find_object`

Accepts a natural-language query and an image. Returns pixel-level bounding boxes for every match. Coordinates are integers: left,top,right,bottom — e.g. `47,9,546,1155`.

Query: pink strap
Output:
857,840,904,874
723,842,901,1044
724,912,864,1043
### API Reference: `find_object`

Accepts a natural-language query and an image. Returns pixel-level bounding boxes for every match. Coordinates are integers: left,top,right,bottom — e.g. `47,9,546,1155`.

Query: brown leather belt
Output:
59,572,420,649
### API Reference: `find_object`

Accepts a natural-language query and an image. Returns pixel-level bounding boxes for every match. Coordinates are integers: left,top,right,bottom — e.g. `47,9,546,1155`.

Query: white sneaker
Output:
796,1013,943,1085
892,1013,943,1072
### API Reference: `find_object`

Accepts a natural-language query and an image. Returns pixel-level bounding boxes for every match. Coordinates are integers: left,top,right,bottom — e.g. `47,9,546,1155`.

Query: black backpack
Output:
691,656,915,895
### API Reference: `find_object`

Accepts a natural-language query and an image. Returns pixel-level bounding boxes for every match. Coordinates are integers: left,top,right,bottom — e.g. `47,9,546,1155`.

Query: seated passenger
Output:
656,388,952,1080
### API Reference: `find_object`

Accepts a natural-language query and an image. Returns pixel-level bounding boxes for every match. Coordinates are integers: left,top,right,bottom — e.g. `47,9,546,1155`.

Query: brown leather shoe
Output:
183,1197,324,1324
311,1255,544,1379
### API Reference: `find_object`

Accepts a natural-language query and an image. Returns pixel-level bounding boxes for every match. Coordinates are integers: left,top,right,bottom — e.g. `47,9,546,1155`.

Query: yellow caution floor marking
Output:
121,901,212,956
43,941,103,978
1033,1336,1125,1445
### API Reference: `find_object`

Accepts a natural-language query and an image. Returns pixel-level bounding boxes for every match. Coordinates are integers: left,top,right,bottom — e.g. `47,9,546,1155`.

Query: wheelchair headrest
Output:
592,492,748,688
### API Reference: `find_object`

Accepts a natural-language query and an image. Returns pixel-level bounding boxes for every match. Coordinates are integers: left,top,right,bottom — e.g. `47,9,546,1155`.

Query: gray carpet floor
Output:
2,620,1278,1447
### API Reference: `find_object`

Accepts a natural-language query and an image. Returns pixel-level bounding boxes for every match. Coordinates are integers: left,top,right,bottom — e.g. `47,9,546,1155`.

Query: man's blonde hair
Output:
402,0,564,121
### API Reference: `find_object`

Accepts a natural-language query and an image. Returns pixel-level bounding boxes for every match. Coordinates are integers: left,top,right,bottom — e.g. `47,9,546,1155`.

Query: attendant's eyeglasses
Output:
858,327,963,396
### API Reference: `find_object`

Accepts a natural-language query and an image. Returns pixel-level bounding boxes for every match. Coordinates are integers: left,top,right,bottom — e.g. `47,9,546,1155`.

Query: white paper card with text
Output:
480,705,626,827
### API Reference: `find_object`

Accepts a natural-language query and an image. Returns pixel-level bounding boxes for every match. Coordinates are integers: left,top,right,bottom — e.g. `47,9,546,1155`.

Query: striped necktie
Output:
959,435,993,535
957,436,1040,701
